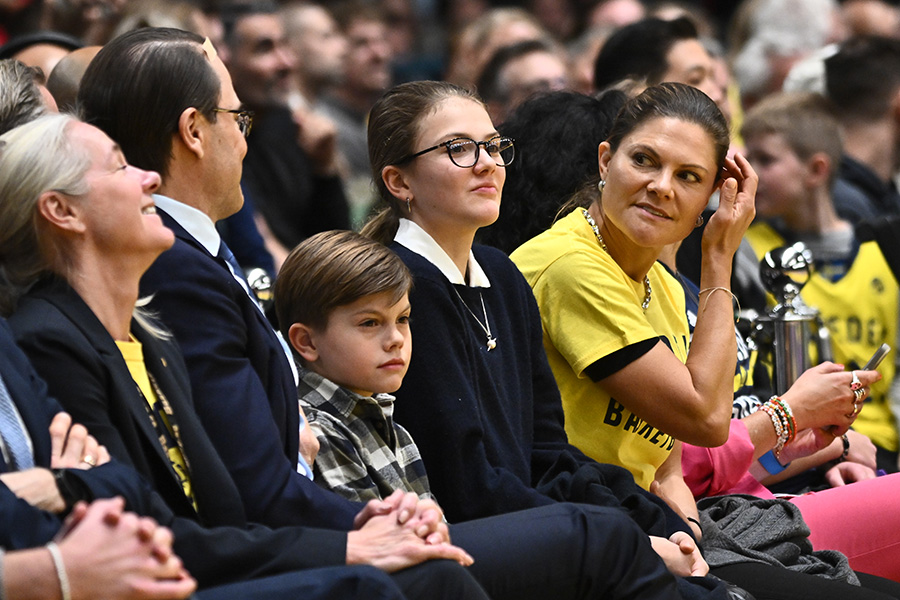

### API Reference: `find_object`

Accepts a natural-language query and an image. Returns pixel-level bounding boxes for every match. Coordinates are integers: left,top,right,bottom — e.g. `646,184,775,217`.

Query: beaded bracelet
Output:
770,396,797,444
839,433,850,462
760,395,794,457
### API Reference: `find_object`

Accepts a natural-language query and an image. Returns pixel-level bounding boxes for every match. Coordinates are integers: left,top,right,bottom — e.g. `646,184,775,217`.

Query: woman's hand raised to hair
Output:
702,154,757,259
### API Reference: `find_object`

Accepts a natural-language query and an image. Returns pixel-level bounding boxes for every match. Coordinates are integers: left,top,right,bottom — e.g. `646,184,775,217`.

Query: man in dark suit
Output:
77,26,360,532
0,316,449,600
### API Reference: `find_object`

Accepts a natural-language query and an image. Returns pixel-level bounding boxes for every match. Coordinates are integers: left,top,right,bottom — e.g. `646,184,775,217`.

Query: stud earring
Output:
695,214,704,228
406,198,412,213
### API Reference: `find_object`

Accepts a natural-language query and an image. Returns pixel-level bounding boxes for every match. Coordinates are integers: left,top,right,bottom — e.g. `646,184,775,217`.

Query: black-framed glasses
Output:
212,108,254,137
400,136,515,168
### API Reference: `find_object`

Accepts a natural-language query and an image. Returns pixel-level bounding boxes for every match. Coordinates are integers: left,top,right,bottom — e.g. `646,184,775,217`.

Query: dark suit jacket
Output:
138,209,359,529
9,276,248,528
2,309,350,589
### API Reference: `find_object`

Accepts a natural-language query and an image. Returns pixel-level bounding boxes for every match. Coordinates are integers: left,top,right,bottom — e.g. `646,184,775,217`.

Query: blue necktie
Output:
0,372,33,470
218,240,249,287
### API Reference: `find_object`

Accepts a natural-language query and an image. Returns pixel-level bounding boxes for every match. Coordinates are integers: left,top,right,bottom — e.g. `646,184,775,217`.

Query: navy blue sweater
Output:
392,243,690,538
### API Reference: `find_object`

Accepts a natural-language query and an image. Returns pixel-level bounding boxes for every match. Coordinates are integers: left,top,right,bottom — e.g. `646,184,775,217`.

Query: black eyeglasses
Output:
400,136,515,168
212,108,254,137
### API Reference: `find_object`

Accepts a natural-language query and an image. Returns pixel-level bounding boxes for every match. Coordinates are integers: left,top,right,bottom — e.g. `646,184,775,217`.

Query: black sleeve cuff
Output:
583,339,659,382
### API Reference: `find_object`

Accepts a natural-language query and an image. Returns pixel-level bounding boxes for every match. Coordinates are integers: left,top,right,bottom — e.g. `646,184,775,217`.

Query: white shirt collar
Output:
393,219,491,288
153,194,220,257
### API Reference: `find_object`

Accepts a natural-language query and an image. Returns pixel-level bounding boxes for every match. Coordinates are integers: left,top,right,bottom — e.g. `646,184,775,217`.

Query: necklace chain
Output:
581,208,651,311
453,289,497,351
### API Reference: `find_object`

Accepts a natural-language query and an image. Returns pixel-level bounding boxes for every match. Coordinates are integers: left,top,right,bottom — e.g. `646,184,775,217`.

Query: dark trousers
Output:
198,562,490,600
713,562,900,600
451,502,730,600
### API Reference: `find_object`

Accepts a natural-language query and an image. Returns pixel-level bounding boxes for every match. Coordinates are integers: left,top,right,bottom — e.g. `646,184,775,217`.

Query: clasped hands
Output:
347,488,474,572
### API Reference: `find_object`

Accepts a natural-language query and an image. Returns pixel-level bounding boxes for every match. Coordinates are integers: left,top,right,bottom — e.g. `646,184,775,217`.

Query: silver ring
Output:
850,371,862,391
853,387,866,402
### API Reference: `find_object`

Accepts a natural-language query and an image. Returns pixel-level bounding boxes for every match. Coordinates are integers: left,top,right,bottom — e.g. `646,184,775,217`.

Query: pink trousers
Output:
791,474,900,581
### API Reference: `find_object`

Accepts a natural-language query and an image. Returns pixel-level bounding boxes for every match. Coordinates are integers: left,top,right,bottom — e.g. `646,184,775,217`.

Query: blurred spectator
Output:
824,35,900,224
0,58,52,132
320,1,394,224
567,25,615,93
221,0,348,269
730,0,846,110
841,0,900,37
593,16,725,112
587,0,647,29
0,30,82,82
476,38,571,123
46,45,100,112
281,1,348,108
445,7,548,88
112,0,210,39
529,0,578,40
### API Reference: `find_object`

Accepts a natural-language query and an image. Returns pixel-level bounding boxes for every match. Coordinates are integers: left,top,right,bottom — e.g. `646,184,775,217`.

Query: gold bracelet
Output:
698,286,741,320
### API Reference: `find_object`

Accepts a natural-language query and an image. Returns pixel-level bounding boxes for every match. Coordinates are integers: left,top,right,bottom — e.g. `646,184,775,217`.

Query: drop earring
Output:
598,179,606,194
406,197,412,213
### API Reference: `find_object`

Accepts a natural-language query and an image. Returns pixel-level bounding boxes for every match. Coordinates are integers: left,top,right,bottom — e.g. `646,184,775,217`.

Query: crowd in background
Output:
4,1,900,599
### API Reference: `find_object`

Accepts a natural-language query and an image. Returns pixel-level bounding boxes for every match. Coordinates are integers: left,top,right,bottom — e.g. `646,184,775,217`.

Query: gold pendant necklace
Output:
581,208,651,311
454,288,497,351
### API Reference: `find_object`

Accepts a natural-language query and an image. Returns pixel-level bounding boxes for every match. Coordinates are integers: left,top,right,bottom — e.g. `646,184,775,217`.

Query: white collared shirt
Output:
153,194,220,256
394,219,491,288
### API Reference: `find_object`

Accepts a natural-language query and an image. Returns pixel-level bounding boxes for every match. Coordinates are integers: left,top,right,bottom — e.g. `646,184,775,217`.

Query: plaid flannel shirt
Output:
298,368,434,503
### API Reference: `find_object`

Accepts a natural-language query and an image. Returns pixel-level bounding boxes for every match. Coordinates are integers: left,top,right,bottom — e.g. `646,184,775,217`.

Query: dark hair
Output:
609,82,727,161
361,80,485,244
741,92,842,186
478,89,628,254
593,17,698,92
476,39,558,103
0,59,47,135
825,35,900,122
219,0,279,47
569,82,728,206
77,27,220,177
274,230,413,334
330,0,387,32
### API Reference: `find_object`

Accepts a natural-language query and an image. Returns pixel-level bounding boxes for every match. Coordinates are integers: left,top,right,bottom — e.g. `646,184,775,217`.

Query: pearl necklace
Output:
454,288,497,351
581,208,651,311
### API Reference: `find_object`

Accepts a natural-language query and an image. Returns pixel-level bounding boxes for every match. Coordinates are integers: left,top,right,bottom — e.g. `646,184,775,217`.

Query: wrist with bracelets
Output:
759,395,797,458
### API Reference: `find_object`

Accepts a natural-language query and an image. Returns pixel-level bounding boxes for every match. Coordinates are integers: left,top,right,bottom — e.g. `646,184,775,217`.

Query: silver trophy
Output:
750,243,832,394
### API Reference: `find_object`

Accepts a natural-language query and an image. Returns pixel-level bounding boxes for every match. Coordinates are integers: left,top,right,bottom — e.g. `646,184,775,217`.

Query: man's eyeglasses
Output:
212,108,254,138
400,136,515,168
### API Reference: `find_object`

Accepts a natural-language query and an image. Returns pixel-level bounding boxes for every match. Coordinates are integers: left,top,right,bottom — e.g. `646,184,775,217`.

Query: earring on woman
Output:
695,214,704,228
598,179,606,194
406,198,412,213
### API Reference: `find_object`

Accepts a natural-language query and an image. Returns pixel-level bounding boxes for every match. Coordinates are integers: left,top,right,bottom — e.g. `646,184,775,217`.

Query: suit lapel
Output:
28,279,178,482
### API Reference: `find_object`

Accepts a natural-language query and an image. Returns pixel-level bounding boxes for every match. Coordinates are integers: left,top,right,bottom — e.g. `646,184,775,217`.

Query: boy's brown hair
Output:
740,91,843,187
275,230,413,334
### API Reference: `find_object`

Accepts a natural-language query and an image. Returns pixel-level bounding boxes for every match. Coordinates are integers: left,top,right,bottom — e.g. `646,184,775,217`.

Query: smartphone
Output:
864,343,891,371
